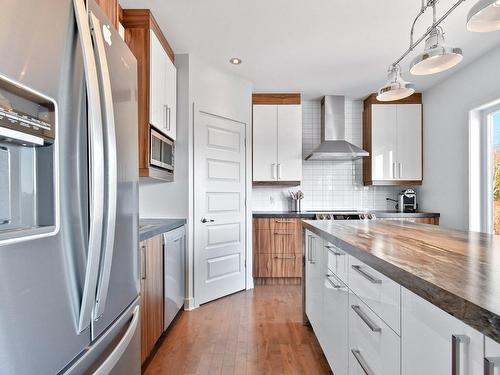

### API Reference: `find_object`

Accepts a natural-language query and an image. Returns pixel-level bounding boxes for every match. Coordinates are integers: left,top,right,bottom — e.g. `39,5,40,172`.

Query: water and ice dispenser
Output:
0,75,57,242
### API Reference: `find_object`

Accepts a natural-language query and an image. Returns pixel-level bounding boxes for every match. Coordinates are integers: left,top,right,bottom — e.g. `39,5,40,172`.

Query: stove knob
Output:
359,214,366,220
367,214,374,220
319,214,325,220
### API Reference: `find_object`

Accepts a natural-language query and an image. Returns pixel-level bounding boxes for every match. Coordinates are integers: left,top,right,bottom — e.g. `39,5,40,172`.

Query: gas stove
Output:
310,210,376,220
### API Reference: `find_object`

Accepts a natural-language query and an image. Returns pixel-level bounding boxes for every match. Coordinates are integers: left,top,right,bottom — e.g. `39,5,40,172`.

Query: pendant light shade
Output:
467,0,500,32
409,27,463,76
377,65,415,102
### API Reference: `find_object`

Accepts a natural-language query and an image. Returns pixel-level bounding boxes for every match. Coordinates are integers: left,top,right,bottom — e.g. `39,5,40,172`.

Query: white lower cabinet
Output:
349,292,400,375
401,288,483,375
322,271,349,375
485,337,500,375
305,231,324,335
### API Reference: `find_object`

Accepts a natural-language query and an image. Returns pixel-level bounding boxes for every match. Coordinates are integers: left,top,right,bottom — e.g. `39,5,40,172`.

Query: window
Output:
469,105,500,234
492,111,500,233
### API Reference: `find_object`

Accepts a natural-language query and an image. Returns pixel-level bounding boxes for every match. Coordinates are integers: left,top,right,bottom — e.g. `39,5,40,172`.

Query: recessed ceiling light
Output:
229,57,242,65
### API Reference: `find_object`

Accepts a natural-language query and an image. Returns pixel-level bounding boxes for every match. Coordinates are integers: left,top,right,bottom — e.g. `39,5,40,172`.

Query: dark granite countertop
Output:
139,218,186,241
302,220,500,343
252,210,440,218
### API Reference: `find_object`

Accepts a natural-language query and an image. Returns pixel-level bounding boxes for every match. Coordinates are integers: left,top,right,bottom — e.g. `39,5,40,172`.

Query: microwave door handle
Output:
90,12,118,321
73,0,105,333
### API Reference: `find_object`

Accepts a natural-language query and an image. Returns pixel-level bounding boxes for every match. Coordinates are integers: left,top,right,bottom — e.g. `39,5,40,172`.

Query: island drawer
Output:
349,292,400,375
253,253,302,278
325,241,348,284
253,228,302,254
348,256,401,335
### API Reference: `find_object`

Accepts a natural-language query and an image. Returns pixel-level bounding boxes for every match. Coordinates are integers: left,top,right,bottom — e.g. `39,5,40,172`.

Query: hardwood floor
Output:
144,285,332,375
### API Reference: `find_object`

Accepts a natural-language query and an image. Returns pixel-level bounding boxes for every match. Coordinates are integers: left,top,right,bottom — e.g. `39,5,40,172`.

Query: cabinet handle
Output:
277,163,282,179
274,255,296,260
392,162,396,179
167,106,171,131
275,219,294,223
351,305,381,332
325,245,345,256
452,334,470,375
164,104,169,130
351,265,382,284
140,245,146,280
484,357,500,375
274,232,293,235
325,274,343,289
307,235,316,264
398,162,402,179
271,163,277,179
351,349,375,375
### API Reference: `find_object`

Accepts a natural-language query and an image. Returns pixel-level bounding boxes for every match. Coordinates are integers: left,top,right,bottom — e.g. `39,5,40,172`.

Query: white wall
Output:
253,100,403,212
419,45,500,231
139,54,252,308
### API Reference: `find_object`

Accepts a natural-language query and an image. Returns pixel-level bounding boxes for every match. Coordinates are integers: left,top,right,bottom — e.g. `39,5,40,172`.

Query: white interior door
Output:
396,104,422,180
371,104,397,180
194,108,246,305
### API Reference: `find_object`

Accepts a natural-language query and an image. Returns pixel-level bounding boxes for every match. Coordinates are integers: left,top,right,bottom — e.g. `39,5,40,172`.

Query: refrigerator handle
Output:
73,0,105,333
93,305,140,375
89,12,118,321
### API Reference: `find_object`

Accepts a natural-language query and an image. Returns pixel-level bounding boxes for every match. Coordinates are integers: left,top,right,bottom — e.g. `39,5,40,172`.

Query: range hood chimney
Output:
305,96,369,161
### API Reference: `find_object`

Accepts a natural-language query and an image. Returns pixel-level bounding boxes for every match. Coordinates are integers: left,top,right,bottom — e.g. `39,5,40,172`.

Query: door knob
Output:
201,218,214,223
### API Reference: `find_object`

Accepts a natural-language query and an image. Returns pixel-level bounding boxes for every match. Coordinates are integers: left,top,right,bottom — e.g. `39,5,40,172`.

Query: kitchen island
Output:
302,219,500,375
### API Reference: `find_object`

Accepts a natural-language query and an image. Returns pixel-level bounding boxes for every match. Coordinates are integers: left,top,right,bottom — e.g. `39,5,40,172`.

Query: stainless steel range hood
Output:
305,95,369,161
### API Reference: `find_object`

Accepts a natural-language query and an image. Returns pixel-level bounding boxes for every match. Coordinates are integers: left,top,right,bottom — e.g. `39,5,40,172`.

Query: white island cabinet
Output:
304,227,499,375
402,288,483,375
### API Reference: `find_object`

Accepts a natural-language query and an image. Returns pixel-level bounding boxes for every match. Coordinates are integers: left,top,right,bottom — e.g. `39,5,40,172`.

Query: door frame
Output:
191,103,252,308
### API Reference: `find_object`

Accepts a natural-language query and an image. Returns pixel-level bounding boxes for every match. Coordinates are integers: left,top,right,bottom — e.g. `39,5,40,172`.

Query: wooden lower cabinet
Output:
253,218,303,284
139,235,164,364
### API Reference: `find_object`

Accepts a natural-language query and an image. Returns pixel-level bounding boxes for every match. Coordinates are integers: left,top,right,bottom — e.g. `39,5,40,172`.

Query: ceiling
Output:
120,0,500,99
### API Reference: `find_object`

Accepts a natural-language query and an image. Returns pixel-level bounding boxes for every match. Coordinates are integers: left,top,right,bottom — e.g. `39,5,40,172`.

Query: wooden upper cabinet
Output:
252,94,302,186
120,9,176,180
363,93,422,186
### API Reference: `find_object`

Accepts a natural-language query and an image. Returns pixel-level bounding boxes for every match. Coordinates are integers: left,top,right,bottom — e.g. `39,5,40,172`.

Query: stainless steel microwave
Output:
150,128,174,181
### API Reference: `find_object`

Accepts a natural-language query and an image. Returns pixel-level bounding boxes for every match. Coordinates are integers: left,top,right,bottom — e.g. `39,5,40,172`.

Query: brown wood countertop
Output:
302,219,500,343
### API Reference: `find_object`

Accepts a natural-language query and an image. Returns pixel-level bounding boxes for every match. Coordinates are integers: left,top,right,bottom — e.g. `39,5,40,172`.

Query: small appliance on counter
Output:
387,189,418,213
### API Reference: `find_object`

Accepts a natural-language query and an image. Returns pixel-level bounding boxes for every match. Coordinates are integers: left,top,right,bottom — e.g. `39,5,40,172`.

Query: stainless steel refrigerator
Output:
0,1,140,374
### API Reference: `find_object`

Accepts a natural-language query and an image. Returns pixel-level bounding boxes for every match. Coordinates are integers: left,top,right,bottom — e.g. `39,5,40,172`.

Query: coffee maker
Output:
398,189,417,213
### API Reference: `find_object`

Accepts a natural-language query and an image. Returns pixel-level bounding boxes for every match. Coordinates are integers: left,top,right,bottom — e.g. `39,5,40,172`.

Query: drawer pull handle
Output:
351,265,382,284
325,245,345,256
274,255,296,260
274,232,294,235
325,274,344,289
351,305,382,332
351,349,375,375
484,357,500,375
275,219,294,223
452,334,470,375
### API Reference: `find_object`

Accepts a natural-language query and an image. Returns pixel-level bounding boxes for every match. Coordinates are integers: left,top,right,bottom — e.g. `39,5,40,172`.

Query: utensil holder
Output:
292,199,302,212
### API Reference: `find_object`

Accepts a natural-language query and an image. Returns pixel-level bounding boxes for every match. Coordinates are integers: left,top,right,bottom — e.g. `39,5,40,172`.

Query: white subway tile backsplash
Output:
252,99,405,212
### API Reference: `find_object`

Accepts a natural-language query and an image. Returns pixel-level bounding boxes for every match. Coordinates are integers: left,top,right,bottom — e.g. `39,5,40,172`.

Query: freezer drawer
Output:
164,225,186,330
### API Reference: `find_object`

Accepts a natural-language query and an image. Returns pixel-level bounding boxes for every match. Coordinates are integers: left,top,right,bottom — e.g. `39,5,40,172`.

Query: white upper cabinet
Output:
253,105,278,181
363,94,422,185
402,288,484,375
149,30,177,140
277,105,302,181
396,104,422,180
371,104,397,180
253,102,302,183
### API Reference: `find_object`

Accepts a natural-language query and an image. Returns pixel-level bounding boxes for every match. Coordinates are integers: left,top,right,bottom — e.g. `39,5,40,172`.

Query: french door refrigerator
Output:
0,0,140,374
